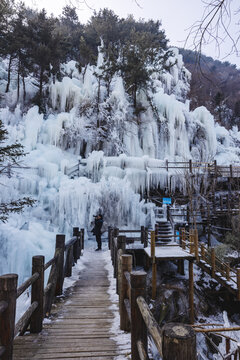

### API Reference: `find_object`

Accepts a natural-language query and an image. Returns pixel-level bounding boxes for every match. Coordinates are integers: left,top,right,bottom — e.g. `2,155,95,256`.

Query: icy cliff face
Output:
48,48,218,161
0,47,240,280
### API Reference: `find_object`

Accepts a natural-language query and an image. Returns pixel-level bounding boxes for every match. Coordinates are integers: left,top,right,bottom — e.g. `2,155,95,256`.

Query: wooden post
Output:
189,159,192,173
189,229,194,254
226,337,230,360
194,229,199,261
120,254,132,331
131,271,147,360
225,263,230,281
73,227,80,261
30,256,44,333
151,230,155,258
201,244,205,261
113,229,119,269
237,268,240,301
186,206,190,224
214,159,217,178
181,229,186,250
166,159,169,172
162,323,196,360
117,235,126,252
140,226,145,244
178,231,184,275
80,228,84,250
108,226,112,250
55,234,65,296
144,228,148,248
113,228,119,238
151,231,157,300
167,205,170,221
189,260,194,324
0,274,18,360
211,248,216,278
65,245,73,277
116,236,126,294
230,164,233,178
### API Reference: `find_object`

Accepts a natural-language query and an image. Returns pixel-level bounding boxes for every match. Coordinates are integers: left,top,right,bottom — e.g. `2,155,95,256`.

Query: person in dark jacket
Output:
94,214,103,251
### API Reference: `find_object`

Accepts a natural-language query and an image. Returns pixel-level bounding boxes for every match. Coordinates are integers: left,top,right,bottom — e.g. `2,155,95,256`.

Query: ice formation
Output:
1,47,240,282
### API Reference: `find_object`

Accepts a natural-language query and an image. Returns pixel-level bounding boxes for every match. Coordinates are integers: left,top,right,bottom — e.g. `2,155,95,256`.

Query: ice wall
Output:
47,48,217,161
1,45,240,282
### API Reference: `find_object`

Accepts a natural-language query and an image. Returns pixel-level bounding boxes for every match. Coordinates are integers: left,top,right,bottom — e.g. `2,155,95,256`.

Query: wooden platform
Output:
13,251,127,360
144,244,195,260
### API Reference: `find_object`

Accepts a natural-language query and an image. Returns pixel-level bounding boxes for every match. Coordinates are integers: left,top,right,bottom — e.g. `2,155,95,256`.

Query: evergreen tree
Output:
0,120,35,222
0,0,13,57
27,9,67,108
60,5,83,61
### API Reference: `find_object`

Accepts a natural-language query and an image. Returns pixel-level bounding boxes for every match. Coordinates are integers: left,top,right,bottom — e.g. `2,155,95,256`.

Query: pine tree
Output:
0,120,35,222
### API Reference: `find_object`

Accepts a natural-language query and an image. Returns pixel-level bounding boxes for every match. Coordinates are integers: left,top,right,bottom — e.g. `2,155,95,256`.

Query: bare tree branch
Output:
186,0,240,65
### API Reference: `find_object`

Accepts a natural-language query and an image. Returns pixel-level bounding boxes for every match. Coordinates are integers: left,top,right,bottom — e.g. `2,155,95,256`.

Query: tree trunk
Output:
97,77,101,119
17,59,21,102
5,56,13,93
39,67,44,101
22,75,26,103
133,84,137,108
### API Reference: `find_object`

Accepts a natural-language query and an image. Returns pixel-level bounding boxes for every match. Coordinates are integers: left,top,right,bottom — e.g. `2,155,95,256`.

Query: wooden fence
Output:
111,247,197,360
109,227,240,359
178,228,240,300
0,227,84,360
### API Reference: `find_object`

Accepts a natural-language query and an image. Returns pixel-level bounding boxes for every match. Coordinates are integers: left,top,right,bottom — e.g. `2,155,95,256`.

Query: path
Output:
13,250,127,360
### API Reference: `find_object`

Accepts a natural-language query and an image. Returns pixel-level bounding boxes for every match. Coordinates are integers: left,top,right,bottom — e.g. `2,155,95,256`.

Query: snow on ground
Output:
103,249,131,360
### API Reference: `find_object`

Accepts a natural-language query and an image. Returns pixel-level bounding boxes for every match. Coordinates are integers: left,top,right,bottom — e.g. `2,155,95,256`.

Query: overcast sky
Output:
24,0,240,67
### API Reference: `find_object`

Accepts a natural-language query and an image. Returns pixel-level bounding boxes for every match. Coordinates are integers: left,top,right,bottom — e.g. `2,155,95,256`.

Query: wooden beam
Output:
189,260,194,324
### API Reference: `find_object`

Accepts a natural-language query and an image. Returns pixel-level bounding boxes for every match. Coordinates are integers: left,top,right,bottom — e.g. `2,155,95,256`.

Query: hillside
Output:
179,48,240,128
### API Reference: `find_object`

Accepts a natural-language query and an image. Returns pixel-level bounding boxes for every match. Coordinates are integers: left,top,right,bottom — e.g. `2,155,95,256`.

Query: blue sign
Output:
163,197,171,205
176,231,180,241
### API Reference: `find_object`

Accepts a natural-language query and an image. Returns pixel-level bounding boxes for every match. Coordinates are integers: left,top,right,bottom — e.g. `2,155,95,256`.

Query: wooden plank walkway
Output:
13,251,126,360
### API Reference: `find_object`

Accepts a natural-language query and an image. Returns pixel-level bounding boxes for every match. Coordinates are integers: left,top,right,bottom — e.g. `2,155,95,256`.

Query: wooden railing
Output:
0,227,84,360
178,228,240,300
193,324,240,359
109,227,240,359
116,251,196,360
66,157,240,179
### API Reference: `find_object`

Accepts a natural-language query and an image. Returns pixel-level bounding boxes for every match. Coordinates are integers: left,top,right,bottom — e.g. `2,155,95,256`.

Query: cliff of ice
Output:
1,47,240,280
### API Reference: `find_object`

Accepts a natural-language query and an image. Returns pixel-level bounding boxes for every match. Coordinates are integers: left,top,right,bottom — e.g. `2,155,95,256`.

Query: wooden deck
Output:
13,251,126,360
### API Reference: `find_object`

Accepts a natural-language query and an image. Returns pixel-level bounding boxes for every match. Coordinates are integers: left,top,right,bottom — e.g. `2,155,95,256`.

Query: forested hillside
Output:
0,2,169,112
180,48,240,128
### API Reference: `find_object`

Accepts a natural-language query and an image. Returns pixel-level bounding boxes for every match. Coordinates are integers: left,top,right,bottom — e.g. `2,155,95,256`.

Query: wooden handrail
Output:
17,272,39,298
119,229,141,233
44,257,57,271
15,301,38,336
65,236,77,249
115,251,197,360
137,340,150,360
136,296,162,357
44,282,53,295
0,227,84,360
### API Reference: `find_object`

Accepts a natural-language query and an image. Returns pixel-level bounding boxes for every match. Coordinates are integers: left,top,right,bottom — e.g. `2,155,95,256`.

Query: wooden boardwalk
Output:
13,251,126,360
